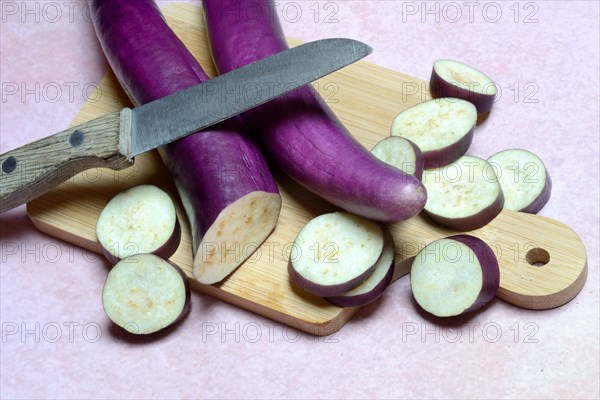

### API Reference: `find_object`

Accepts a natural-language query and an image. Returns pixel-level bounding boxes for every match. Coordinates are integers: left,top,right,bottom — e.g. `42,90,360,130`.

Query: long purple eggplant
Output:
203,0,427,222
90,0,281,284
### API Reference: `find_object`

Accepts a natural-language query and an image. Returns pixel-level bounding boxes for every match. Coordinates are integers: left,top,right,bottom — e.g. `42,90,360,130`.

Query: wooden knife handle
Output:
0,109,133,213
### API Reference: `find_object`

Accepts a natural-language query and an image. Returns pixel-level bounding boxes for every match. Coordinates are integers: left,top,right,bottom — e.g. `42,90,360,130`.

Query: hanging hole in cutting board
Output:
526,247,550,267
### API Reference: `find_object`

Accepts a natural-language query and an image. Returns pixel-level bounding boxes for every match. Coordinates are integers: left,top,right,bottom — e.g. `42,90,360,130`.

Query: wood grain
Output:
27,4,587,335
0,110,132,213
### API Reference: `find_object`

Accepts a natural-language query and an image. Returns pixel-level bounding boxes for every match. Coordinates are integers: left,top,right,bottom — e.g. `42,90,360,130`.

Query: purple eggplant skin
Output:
325,261,393,307
424,189,505,232
519,173,552,214
407,139,425,181
421,126,474,169
430,68,496,114
287,259,376,298
202,0,427,223
447,235,500,313
89,0,280,274
101,219,182,266
326,229,395,307
102,249,119,266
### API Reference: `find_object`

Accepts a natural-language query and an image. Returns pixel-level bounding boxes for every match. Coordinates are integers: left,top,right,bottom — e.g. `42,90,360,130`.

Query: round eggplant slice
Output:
371,137,425,180
410,235,500,317
102,254,190,334
391,98,477,169
288,212,384,297
96,185,181,264
430,59,497,114
487,149,552,214
422,156,504,231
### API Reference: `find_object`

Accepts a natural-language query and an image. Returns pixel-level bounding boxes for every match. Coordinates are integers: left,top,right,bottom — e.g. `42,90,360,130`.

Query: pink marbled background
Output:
1,1,598,399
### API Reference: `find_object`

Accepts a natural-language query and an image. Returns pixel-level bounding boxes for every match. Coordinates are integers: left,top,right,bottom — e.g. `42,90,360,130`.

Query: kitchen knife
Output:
0,38,372,213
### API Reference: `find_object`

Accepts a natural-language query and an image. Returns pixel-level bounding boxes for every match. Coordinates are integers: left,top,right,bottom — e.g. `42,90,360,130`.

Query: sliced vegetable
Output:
203,0,427,223
370,137,424,180
288,212,384,297
102,254,190,334
487,149,552,213
96,185,180,264
391,98,477,169
422,156,504,231
326,227,395,307
410,235,499,317
90,0,281,284
430,59,497,114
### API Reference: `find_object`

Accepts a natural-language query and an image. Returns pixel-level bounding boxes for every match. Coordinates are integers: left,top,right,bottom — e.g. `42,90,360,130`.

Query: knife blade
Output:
0,38,372,213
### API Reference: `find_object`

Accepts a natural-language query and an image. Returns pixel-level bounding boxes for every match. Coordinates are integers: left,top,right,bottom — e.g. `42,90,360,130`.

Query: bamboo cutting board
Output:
27,4,587,335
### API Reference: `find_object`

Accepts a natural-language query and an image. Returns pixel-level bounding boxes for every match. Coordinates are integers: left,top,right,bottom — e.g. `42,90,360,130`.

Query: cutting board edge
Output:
496,257,588,310
27,199,357,336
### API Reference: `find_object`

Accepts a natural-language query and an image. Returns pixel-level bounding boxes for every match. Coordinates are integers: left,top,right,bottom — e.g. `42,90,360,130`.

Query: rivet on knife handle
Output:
0,109,133,213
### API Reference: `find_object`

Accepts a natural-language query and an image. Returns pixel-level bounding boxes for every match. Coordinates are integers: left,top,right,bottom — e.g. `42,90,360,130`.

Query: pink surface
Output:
1,1,598,398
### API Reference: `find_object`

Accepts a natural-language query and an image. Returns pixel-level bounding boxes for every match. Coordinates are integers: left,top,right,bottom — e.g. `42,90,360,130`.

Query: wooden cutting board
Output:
27,4,587,336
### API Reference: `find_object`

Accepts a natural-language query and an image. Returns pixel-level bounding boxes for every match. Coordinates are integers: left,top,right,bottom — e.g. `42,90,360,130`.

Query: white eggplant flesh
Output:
102,254,190,335
371,137,424,180
326,228,395,307
288,212,384,297
422,156,504,231
410,235,500,317
487,149,551,213
96,185,180,264
391,98,477,169
430,59,497,114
